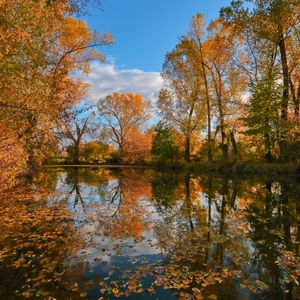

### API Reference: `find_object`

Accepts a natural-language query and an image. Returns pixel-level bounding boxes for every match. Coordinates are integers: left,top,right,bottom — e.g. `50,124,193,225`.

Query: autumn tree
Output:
122,130,152,164
158,33,206,162
0,0,113,184
204,19,247,160
220,0,300,160
159,14,247,162
97,92,152,160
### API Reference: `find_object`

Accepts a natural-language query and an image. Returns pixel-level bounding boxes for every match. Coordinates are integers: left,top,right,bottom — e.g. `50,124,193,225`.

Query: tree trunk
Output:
278,35,289,161
295,83,300,123
229,131,238,157
279,35,289,122
185,136,191,162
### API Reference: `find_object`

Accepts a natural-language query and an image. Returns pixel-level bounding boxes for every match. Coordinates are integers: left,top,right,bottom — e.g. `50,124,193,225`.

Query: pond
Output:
0,167,300,300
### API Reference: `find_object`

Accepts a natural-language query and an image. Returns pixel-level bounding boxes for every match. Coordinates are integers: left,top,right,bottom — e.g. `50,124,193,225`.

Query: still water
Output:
1,167,300,299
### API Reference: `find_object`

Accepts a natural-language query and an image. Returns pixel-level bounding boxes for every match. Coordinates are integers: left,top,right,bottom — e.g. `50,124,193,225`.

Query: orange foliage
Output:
0,125,28,188
0,0,114,183
123,131,152,164
97,92,152,153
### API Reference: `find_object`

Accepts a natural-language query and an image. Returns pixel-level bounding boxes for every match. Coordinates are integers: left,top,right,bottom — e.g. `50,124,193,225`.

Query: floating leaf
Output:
112,287,119,295
146,286,155,294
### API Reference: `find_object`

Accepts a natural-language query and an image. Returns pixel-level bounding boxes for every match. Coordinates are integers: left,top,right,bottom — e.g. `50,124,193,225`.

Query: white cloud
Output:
80,59,164,104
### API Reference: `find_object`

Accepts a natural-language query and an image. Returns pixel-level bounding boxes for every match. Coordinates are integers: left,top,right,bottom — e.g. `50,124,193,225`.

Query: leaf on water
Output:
136,287,144,293
112,287,119,295
208,295,217,300
80,292,87,297
240,284,247,289
146,286,155,294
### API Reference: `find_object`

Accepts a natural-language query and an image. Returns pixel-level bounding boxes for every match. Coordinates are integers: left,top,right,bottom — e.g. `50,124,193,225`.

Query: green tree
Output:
81,141,109,162
245,74,282,161
151,122,179,163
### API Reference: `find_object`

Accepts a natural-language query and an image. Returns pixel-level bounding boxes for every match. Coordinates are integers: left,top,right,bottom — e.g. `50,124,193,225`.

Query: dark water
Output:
1,167,300,300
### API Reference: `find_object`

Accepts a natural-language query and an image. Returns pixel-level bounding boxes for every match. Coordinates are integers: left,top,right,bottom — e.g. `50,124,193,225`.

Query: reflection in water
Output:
0,168,300,299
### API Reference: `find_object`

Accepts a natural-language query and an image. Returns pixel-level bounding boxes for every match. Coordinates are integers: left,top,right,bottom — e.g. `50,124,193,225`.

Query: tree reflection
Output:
245,179,300,299
97,169,152,238
2,168,300,299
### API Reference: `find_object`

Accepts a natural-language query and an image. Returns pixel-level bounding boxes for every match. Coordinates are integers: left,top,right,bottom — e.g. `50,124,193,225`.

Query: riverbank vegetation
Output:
2,0,300,187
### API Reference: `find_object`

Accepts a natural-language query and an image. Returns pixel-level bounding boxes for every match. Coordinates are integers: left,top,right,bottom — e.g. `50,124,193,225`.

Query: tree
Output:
245,74,282,161
81,141,109,162
97,92,152,159
158,30,206,162
57,106,98,163
151,121,179,163
122,130,152,164
186,14,213,162
0,0,113,183
204,19,247,160
220,0,300,160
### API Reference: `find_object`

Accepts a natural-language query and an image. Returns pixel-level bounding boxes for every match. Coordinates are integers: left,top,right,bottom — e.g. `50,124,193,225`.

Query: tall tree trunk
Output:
279,36,289,121
278,35,289,161
230,131,238,157
198,41,212,161
185,136,191,162
216,71,228,160
289,77,299,123
295,83,300,123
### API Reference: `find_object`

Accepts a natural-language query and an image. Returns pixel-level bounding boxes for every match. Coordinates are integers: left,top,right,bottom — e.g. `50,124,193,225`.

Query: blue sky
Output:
80,0,232,103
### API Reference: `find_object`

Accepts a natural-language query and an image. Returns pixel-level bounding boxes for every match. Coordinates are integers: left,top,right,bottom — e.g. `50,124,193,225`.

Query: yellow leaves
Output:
60,18,91,46
55,16,113,75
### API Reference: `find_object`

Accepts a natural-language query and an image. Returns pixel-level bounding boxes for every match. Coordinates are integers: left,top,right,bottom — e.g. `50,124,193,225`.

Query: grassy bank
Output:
186,160,300,176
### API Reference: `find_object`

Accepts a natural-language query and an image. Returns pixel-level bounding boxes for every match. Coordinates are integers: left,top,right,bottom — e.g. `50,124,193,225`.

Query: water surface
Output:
1,167,300,299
